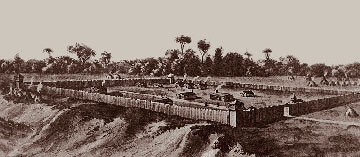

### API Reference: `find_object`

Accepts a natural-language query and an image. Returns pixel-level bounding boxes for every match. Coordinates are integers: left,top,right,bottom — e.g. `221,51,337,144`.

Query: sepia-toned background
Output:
0,0,359,65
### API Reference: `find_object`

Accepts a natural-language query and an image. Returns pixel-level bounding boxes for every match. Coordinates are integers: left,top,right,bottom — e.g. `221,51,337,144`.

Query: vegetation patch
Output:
0,117,31,139
327,134,360,152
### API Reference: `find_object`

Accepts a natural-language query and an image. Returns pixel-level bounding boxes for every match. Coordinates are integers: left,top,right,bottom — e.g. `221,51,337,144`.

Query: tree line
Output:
1,36,360,80
0,43,129,75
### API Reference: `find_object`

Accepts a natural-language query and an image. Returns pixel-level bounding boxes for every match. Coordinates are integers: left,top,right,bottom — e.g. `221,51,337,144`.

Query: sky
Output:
0,0,359,65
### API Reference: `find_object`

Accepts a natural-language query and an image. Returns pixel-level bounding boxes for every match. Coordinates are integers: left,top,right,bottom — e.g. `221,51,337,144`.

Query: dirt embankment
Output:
1,94,250,157
2,93,360,156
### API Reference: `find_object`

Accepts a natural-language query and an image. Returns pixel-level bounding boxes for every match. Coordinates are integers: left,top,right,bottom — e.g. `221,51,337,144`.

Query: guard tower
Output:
13,73,24,89
167,73,175,84
228,99,246,110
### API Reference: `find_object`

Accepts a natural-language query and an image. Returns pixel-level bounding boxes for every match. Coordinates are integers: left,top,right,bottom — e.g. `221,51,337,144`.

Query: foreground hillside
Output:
0,94,248,157
1,94,360,156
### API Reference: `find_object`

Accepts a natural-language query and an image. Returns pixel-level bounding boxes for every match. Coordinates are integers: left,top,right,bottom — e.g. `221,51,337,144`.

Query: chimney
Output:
215,89,218,93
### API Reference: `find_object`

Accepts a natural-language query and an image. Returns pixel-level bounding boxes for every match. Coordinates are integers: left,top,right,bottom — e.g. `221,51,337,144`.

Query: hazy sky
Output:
0,0,359,65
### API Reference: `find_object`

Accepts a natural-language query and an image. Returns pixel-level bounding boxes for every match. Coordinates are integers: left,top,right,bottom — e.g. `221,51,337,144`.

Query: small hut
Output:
335,80,341,86
329,80,336,86
308,80,318,87
345,107,359,118
345,80,351,86
352,81,358,86
320,76,329,86
167,73,175,84
341,81,348,86
106,74,113,79
112,74,121,79
288,75,295,81
344,74,351,86
305,74,312,82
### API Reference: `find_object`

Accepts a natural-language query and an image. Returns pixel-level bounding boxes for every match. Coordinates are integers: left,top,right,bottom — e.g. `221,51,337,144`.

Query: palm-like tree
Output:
197,39,210,64
101,51,112,68
244,50,252,59
262,48,272,60
175,35,192,54
43,48,53,58
67,43,96,64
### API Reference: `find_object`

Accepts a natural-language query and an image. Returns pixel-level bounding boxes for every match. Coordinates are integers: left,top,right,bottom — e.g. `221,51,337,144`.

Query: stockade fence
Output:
38,85,360,127
40,86,232,126
24,77,360,127
235,93,360,126
285,93,360,116
25,78,170,89
237,105,287,126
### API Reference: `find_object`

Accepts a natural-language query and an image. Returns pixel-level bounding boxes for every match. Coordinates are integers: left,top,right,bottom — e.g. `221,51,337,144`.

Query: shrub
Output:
0,74,12,94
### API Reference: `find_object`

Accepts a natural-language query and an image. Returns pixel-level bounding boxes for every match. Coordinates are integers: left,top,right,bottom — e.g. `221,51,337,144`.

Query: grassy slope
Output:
301,101,360,124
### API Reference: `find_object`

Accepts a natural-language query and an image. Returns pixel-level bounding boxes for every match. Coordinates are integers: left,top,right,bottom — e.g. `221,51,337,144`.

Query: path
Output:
286,115,360,126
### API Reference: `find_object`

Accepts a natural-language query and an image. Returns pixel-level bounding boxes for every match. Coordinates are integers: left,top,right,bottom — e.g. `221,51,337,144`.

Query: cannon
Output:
176,92,199,100
240,90,255,97
210,89,235,102
153,97,173,105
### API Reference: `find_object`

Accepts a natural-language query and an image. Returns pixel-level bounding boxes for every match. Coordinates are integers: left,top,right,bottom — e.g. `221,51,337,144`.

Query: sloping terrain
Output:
0,95,236,157
1,94,360,156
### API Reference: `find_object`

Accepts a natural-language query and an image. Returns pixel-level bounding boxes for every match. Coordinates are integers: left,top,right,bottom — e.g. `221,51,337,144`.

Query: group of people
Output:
5,74,43,103
106,73,121,79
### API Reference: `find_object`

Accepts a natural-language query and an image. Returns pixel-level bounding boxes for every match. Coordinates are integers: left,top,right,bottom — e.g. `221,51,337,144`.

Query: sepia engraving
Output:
1,1,360,157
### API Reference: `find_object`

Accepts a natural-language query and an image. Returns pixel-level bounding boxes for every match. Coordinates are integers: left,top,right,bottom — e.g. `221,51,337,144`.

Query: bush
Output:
0,74,12,94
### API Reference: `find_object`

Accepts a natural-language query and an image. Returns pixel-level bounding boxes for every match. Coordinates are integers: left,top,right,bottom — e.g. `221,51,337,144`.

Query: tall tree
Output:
153,57,166,76
165,49,181,61
1,60,13,74
309,63,332,77
223,52,245,76
13,53,24,73
142,58,159,75
197,39,210,64
100,51,112,68
262,48,272,60
26,59,46,73
281,55,301,75
181,48,197,75
43,48,53,58
67,43,96,64
298,63,310,76
244,51,256,76
331,67,346,80
43,48,55,65
344,62,360,78
259,58,279,76
164,49,181,74
244,50,252,59
203,54,213,76
212,47,223,76
51,56,77,74
175,35,191,54
183,51,201,76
